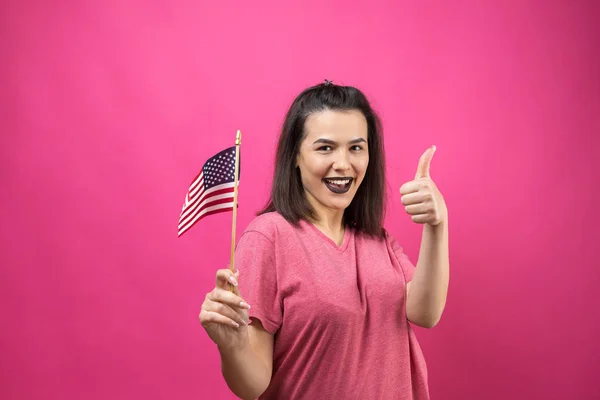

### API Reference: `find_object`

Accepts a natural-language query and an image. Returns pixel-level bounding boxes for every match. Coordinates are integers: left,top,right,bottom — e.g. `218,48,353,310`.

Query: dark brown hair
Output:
259,82,386,238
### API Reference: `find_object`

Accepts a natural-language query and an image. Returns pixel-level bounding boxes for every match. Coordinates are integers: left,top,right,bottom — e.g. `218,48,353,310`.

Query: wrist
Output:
218,336,250,356
428,208,448,228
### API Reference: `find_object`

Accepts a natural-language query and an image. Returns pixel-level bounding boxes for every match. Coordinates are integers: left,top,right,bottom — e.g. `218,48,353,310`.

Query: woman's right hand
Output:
199,268,252,351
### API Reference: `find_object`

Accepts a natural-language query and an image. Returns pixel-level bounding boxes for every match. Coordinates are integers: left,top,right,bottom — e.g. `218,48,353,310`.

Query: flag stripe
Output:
178,189,235,229
177,201,235,236
178,182,237,225
178,207,232,237
190,171,203,190
182,182,205,214
186,173,203,200
181,174,204,212
189,176,204,199
180,198,234,233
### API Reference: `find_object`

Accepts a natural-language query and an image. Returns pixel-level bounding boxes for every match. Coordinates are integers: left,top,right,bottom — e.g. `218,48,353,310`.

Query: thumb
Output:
415,145,436,179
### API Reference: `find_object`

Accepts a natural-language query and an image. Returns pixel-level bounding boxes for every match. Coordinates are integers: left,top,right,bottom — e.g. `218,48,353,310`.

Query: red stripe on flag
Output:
177,198,235,236
178,207,234,237
178,186,234,226
179,194,234,229
180,183,206,219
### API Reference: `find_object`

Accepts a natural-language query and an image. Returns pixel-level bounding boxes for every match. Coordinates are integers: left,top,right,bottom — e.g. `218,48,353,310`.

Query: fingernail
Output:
247,318,253,325
240,301,251,309
229,276,238,286
231,321,240,328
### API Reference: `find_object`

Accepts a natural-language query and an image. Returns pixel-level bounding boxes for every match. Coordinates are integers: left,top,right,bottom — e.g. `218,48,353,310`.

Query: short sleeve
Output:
386,232,416,284
235,230,282,334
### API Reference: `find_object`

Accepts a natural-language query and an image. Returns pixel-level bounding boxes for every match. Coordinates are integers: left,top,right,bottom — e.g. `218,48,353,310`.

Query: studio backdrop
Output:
1,1,598,399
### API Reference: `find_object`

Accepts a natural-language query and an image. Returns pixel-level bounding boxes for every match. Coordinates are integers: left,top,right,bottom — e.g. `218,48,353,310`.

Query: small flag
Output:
178,146,240,237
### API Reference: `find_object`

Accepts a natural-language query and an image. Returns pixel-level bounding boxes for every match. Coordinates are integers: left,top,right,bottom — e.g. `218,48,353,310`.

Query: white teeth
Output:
325,178,351,185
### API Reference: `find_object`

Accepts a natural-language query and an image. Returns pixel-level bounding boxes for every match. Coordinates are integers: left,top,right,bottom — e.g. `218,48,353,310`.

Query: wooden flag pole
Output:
229,130,242,280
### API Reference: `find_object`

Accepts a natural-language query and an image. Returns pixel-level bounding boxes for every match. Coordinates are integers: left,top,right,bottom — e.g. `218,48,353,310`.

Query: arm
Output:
220,320,274,400
400,145,449,328
406,219,449,328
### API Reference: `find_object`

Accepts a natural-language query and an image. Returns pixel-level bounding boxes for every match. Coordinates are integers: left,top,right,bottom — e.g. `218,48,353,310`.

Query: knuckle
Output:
199,311,208,323
215,269,227,281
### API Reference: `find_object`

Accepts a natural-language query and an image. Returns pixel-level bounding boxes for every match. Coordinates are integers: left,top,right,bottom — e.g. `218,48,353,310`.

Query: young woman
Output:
199,81,449,399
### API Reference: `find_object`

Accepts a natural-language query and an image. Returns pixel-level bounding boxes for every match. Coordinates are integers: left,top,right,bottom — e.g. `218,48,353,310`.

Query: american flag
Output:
177,146,240,237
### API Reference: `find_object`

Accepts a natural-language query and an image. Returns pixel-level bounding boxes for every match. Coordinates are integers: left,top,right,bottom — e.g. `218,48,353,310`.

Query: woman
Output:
199,81,449,399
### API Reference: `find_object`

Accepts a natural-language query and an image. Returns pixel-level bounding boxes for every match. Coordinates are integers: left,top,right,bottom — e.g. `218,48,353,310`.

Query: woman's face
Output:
296,109,369,217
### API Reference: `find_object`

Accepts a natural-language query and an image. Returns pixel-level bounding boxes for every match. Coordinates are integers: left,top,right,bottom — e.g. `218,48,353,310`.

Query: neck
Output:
304,190,346,238
310,208,345,236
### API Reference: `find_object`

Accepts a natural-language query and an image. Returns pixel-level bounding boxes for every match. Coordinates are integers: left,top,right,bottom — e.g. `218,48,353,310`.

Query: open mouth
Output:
322,177,354,194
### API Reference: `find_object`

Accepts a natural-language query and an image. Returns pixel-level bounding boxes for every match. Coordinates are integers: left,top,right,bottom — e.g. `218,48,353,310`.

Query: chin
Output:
328,204,350,212
327,197,354,210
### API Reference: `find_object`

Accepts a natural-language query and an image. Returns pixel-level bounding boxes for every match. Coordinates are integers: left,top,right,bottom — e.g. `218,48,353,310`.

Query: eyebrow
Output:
312,138,367,145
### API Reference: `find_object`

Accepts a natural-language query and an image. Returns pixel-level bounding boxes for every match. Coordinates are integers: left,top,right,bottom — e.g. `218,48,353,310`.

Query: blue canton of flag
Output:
203,147,240,188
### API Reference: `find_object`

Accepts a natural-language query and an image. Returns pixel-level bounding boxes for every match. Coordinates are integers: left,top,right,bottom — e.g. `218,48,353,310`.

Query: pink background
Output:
1,1,599,399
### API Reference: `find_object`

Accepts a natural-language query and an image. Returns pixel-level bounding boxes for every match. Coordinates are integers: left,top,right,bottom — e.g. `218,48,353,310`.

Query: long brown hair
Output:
259,82,386,238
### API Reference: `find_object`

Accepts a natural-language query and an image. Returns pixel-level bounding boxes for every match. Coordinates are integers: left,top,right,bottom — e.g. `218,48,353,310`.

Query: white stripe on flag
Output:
189,177,204,200
181,173,204,211
178,190,235,229
179,181,237,223
177,201,235,236
182,183,205,214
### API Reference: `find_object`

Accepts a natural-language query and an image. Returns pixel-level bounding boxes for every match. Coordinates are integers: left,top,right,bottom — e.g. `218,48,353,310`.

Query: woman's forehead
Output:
303,109,368,141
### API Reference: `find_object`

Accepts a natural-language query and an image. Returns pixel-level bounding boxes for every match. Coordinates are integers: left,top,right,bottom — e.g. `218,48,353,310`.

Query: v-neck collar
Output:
302,220,352,253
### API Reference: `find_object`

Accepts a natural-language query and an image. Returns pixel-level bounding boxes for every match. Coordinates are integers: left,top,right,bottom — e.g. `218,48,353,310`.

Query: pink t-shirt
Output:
235,212,429,400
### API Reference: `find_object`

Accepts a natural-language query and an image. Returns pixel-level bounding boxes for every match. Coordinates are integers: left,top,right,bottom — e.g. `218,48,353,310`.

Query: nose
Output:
332,149,351,172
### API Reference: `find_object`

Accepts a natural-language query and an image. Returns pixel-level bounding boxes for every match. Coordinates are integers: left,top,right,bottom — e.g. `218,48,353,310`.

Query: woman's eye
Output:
351,145,363,151
317,146,332,151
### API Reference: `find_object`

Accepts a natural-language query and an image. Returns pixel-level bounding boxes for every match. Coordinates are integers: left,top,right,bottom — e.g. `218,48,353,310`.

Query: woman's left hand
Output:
399,146,448,226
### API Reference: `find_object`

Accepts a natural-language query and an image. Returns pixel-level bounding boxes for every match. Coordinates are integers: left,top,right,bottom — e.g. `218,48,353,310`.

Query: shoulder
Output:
242,212,298,243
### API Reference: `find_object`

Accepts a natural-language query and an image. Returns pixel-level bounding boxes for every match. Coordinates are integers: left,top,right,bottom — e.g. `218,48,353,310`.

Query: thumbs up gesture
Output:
399,146,447,226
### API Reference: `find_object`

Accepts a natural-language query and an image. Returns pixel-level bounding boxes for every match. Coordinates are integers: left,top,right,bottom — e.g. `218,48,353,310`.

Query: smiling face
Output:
296,109,369,219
